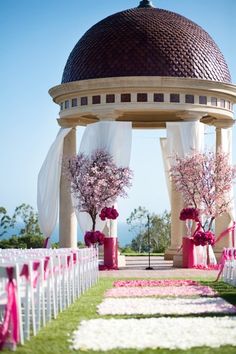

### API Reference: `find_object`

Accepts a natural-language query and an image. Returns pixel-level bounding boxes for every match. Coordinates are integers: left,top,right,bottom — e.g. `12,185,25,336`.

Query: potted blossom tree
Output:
65,149,132,268
170,151,236,267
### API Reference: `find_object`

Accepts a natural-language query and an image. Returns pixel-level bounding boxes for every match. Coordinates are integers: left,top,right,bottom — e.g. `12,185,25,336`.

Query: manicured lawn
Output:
3,277,236,354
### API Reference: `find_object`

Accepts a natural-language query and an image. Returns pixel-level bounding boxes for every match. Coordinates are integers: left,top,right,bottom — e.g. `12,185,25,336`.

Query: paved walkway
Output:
100,256,219,279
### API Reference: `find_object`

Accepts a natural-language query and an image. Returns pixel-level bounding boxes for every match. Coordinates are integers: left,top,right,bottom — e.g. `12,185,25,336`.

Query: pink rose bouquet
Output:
99,206,119,221
192,230,215,247
84,230,105,247
179,208,199,222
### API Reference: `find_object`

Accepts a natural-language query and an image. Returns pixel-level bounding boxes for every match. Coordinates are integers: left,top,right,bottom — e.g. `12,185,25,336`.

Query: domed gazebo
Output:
48,0,236,266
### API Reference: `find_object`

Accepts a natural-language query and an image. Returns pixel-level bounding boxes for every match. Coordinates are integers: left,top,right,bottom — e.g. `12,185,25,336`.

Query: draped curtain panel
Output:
166,121,204,158
162,121,205,201
165,121,218,266
221,128,235,222
160,138,171,202
37,128,72,239
77,121,132,234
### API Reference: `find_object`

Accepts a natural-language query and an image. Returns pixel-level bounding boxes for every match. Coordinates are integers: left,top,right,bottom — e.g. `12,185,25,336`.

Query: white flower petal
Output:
70,317,236,351
98,297,236,315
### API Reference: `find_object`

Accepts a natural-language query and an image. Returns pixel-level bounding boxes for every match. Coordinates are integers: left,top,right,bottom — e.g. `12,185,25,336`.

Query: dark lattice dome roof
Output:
61,4,231,83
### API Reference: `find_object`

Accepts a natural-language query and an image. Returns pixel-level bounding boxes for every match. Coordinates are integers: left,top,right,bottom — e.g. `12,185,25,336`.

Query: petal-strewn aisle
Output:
70,279,236,351
71,317,236,351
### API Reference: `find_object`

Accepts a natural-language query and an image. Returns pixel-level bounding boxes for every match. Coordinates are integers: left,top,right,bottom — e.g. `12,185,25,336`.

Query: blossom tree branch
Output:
64,149,133,232
170,151,236,232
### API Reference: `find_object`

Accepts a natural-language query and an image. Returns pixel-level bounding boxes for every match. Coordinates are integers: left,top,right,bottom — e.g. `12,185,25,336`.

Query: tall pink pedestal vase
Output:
182,237,196,268
103,237,118,270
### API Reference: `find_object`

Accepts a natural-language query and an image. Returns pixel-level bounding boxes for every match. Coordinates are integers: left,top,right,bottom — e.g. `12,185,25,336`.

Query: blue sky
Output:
1,0,236,223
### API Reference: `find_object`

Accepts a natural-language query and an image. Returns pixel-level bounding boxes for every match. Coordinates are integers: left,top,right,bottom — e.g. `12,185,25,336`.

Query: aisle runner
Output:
70,317,236,351
113,279,199,287
98,297,236,315
105,285,216,297
70,279,236,351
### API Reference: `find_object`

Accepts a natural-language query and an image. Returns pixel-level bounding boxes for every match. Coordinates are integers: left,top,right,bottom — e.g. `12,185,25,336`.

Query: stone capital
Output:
57,118,78,127
176,111,207,121
213,119,235,129
96,109,121,121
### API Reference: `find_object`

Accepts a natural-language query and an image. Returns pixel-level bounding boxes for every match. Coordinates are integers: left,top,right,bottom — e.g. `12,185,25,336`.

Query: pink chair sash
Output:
215,247,236,282
0,267,19,349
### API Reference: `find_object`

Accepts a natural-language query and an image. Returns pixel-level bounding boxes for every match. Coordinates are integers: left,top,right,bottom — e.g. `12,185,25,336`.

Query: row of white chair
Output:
0,247,98,349
221,248,236,286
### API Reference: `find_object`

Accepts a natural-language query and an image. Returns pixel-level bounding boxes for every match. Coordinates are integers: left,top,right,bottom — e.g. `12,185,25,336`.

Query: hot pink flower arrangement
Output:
179,208,199,222
192,230,215,247
99,207,119,221
84,231,105,247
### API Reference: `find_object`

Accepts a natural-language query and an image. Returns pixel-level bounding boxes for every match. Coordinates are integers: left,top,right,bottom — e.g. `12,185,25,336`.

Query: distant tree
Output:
0,234,45,249
11,203,42,236
148,210,171,252
0,207,11,237
126,206,149,252
127,207,171,253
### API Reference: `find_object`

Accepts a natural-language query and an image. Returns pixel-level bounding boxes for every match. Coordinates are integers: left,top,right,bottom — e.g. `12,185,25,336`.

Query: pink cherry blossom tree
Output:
170,151,236,231
65,149,132,231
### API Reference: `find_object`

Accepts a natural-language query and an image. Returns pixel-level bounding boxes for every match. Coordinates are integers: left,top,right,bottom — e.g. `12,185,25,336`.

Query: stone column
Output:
214,121,234,260
164,180,185,261
165,112,205,266
97,112,120,269
59,127,77,248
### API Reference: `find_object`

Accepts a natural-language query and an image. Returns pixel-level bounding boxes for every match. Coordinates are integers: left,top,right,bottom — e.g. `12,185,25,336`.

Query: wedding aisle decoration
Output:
70,317,236,351
113,279,199,287
105,285,217,297
70,278,236,352
170,151,236,268
97,297,236,315
65,149,132,245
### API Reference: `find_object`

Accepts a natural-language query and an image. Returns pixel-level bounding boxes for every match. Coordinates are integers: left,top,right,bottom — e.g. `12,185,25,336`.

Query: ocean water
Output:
3,222,133,247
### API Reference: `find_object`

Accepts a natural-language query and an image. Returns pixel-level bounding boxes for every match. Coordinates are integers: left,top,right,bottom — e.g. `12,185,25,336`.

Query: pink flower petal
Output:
113,279,200,288
106,285,217,298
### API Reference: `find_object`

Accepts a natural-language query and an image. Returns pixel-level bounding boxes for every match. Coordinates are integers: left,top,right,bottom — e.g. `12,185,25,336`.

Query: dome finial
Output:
138,0,154,8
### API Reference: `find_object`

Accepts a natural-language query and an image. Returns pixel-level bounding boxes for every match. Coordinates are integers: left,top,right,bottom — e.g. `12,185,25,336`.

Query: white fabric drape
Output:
77,121,132,234
166,121,204,158
221,128,235,221
160,138,171,202
163,121,204,200
166,121,216,266
194,245,217,266
37,128,72,238
79,121,132,167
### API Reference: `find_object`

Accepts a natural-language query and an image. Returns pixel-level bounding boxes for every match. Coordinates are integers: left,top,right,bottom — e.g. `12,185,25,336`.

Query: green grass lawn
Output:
3,277,236,354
